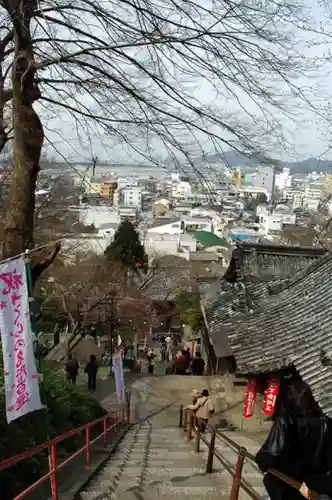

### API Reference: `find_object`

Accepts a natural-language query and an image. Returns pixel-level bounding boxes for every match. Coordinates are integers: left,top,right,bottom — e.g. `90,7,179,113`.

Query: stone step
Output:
108,459,207,468
81,489,227,500
112,451,200,459
81,421,235,500
134,485,229,498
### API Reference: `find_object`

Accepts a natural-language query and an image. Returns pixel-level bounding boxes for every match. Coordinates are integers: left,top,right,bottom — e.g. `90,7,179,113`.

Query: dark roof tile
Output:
222,252,332,416
223,241,326,282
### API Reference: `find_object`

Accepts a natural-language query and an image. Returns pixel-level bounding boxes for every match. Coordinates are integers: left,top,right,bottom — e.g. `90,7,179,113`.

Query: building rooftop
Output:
221,252,332,416
195,231,228,247
223,241,326,283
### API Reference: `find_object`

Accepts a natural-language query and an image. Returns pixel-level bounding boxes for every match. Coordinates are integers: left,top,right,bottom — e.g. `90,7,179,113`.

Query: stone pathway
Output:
80,422,231,499
199,428,267,500
80,376,232,500
78,374,268,500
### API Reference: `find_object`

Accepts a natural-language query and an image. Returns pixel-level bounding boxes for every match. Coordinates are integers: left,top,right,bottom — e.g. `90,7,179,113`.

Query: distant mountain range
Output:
207,150,332,174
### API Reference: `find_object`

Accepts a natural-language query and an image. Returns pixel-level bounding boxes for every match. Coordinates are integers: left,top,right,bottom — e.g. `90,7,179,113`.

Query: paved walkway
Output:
79,375,267,500
80,413,231,499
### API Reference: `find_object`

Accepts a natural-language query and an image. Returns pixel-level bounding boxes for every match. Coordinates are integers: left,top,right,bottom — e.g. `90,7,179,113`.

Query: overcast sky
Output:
37,0,332,164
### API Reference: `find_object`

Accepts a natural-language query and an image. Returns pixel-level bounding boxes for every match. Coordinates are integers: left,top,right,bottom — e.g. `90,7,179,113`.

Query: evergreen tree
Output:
105,220,148,271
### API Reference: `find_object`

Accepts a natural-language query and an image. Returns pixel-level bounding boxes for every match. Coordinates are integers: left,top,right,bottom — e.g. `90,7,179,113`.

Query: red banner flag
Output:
243,379,257,419
263,378,280,417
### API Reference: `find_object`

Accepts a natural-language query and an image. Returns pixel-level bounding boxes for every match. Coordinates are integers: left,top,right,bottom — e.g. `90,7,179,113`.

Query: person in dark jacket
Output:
65,353,79,384
191,353,205,376
256,378,332,500
84,354,99,392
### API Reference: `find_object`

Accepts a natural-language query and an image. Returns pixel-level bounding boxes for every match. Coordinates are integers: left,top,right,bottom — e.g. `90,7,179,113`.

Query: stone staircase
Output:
78,376,267,500
201,428,267,500
80,424,231,499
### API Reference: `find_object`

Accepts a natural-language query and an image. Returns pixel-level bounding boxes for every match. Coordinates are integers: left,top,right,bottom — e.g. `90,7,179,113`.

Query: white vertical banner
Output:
112,351,125,405
0,257,43,423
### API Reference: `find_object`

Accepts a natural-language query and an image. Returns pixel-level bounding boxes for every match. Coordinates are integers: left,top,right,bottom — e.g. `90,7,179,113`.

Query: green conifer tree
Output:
105,220,148,271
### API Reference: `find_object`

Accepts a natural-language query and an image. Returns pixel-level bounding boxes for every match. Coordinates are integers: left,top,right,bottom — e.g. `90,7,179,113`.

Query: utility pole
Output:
92,155,98,178
109,297,115,374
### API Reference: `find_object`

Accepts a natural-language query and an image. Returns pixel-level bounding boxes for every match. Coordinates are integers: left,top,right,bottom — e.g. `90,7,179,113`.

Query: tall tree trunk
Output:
2,0,60,282
2,3,42,258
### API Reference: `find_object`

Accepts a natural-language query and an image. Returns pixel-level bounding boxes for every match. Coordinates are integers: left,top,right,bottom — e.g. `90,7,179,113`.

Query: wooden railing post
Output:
103,416,108,448
126,389,131,425
187,412,193,441
206,425,216,473
50,443,58,500
115,412,118,436
195,423,200,453
179,405,183,428
122,407,125,424
183,408,188,431
230,447,246,500
85,425,91,468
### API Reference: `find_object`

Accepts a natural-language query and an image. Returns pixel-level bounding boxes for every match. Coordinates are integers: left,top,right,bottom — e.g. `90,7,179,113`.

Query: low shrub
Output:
0,365,107,499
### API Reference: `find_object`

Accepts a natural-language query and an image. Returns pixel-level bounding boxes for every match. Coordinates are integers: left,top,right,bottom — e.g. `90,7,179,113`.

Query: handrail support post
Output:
50,443,58,500
179,405,183,428
187,412,193,441
195,423,200,453
230,446,246,500
85,425,91,468
103,416,108,448
183,408,188,431
206,425,216,473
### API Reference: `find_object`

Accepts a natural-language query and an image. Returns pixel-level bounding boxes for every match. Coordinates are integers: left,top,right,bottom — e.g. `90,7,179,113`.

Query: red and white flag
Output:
243,378,257,419
0,257,43,423
263,378,280,417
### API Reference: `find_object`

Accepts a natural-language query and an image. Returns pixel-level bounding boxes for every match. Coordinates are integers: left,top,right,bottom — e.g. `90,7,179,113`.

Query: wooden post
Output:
50,443,58,500
183,408,188,431
114,412,118,436
85,426,91,468
230,447,246,500
206,425,216,473
195,424,200,453
187,412,193,441
103,416,107,448
179,405,183,428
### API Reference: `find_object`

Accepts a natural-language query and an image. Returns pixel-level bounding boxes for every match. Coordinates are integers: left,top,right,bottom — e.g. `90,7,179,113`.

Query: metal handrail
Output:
180,406,320,500
0,406,130,500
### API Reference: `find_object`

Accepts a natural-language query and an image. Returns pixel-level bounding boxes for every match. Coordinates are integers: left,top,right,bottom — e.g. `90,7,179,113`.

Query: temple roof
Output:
218,252,332,417
223,241,326,283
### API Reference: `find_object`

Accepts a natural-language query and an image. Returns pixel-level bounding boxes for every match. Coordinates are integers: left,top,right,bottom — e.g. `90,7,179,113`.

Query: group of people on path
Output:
65,353,99,392
174,349,205,375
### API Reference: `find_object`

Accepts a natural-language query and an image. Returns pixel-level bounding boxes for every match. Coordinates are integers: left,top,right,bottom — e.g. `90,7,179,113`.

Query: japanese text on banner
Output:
113,352,125,405
243,378,257,419
263,378,280,417
0,257,43,424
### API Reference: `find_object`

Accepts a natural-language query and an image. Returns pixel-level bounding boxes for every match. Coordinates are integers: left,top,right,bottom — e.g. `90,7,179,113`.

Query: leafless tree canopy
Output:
0,0,316,262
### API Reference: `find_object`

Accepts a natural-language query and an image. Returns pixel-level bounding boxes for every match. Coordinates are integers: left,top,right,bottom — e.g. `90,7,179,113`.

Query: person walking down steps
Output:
85,354,99,392
186,389,214,433
65,353,79,384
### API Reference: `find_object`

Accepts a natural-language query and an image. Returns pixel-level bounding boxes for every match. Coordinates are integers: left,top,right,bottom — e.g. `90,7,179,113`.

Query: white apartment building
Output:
243,166,275,193
144,233,197,258
302,183,322,212
238,186,270,200
275,168,292,191
292,191,305,209
257,204,296,233
122,186,142,209
148,215,213,236
171,180,192,197
79,206,120,229
117,176,138,189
